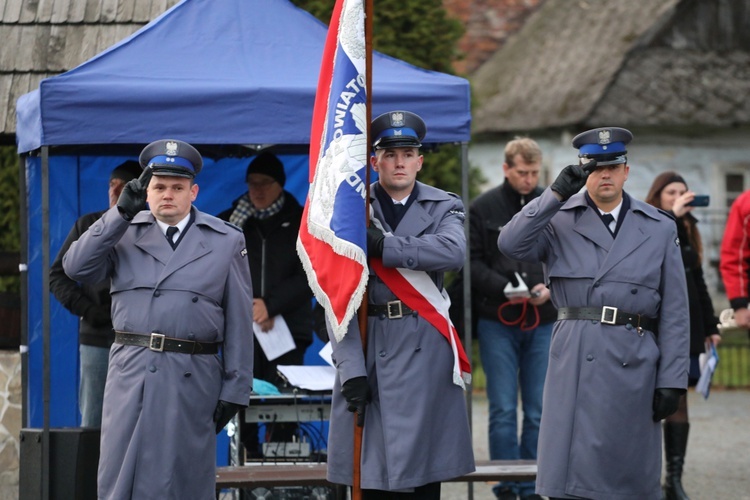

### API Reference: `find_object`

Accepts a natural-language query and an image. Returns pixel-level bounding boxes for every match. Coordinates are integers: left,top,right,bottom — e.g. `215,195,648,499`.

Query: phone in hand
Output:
686,195,710,207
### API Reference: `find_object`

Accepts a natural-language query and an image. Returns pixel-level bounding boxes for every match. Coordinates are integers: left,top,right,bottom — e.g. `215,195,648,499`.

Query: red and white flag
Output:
297,0,369,341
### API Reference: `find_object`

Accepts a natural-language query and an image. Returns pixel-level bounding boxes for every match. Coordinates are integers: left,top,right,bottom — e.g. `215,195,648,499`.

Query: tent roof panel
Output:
16,0,470,152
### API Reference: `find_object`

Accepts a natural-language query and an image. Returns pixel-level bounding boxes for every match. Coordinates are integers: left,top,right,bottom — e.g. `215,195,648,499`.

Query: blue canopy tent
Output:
15,0,471,433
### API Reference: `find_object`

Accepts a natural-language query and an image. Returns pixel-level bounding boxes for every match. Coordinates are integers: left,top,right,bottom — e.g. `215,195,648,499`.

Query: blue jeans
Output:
478,318,552,498
79,344,110,428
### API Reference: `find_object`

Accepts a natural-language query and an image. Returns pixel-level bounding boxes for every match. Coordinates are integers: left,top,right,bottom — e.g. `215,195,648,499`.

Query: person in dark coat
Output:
64,139,254,500
498,127,689,500
470,137,553,500
325,111,475,499
49,160,141,428
218,151,313,456
645,171,721,500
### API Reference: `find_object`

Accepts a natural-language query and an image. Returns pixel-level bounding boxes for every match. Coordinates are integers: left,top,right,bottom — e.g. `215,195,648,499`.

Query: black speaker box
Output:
20,428,100,500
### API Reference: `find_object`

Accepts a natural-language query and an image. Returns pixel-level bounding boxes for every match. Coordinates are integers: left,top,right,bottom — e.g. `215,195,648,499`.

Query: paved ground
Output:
223,389,749,499
443,389,750,499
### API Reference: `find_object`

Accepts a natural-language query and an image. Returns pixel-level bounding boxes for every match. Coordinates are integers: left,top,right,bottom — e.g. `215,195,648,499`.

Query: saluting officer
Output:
498,128,689,500
326,111,475,499
64,139,253,500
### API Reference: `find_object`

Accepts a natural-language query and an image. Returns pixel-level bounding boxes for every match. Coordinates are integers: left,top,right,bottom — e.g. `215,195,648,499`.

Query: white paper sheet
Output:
277,365,336,391
253,315,295,361
695,343,719,399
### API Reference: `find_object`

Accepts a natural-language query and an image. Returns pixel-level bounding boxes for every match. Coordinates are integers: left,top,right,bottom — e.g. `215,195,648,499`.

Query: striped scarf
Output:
229,192,286,227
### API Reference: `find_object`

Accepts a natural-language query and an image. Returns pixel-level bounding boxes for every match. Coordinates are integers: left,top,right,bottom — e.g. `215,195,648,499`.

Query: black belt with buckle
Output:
557,306,657,334
368,300,416,319
114,331,219,354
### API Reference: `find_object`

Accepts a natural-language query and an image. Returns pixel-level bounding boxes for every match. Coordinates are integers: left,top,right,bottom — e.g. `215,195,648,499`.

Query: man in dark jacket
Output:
219,151,313,456
49,160,141,428
470,137,554,500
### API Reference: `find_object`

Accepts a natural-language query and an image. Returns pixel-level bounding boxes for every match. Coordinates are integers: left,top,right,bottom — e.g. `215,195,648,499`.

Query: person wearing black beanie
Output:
218,151,313,459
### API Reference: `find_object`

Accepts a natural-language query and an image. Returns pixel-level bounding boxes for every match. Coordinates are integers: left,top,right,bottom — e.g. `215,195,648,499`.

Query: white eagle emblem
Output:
598,130,611,145
166,141,178,156
390,112,405,127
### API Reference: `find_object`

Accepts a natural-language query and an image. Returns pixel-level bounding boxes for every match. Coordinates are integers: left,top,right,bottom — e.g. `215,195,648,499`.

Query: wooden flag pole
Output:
352,1,373,499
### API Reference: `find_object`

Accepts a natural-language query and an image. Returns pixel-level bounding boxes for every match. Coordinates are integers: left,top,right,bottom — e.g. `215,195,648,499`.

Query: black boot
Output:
663,422,690,500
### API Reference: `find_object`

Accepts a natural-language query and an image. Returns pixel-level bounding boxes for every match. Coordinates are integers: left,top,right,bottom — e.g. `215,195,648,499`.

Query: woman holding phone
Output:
645,172,721,500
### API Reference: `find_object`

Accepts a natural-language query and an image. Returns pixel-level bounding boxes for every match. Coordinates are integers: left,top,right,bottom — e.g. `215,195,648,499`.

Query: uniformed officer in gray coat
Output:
64,139,253,500
498,128,689,500
326,111,475,498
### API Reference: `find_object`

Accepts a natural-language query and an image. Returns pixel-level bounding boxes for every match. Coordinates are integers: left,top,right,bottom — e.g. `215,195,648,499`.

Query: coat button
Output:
586,354,594,361
184,372,192,378
528,208,537,215
379,313,386,320
415,347,422,352
622,362,629,367
407,258,414,266
379,350,386,358
631,288,638,294
149,365,157,372
192,296,199,303
154,291,161,297
626,324,633,330
593,282,600,288
592,320,598,325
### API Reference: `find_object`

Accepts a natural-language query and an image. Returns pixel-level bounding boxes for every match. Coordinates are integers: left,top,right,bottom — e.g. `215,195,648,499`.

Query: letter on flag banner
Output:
297,0,368,342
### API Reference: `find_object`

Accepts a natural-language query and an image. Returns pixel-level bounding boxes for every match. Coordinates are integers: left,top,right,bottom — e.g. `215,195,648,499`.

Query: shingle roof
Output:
470,0,750,135
0,0,179,140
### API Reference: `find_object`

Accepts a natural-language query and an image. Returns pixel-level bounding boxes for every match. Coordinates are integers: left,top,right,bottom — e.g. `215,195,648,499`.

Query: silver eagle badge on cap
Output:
166,141,178,157
390,112,405,127
598,130,611,145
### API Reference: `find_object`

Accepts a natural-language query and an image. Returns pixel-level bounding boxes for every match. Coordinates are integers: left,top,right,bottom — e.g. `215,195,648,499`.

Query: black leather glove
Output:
117,166,152,220
213,400,242,433
83,305,111,328
367,225,385,258
341,376,371,427
652,388,684,422
550,160,597,201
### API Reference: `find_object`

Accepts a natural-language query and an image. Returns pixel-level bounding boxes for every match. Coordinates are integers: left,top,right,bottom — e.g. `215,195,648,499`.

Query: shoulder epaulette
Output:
223,220,243,232
656,208,676,221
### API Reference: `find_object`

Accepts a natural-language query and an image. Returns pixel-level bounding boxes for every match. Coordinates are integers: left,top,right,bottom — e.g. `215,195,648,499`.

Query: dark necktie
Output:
166,226,179,249
601,213,615,235
393,203,406,218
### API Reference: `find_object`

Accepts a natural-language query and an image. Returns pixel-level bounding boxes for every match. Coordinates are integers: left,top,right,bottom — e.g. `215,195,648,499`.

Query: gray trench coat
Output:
326,182,475,491
498,189,689,500
64,207,253,500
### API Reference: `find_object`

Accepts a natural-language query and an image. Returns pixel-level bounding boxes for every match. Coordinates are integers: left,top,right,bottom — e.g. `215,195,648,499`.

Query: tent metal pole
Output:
41,146,50,500
460,141,474,500
18,154,29,429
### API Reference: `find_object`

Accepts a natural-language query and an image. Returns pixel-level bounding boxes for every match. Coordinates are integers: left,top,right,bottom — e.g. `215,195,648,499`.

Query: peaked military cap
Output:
371,110,427,150
572,127,633,166
139,139,203,179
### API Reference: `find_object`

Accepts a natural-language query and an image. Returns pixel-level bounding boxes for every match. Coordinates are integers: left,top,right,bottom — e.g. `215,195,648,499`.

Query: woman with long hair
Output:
645,172,721,500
